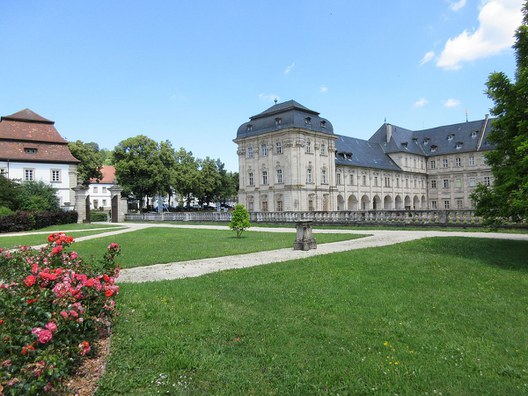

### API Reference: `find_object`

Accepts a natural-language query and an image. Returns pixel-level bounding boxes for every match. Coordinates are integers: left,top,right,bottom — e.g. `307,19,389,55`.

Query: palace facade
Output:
234,100,494,212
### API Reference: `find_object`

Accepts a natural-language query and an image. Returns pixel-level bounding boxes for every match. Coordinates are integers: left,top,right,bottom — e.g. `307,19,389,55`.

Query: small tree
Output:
229,204,251,238
18,181,60,211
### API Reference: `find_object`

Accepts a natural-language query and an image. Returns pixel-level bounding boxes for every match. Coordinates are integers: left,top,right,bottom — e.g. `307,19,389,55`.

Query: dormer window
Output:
401,142,408,149
304,117,312,125
246,124,253,132
320,120,326,128
447,134,454,141
24,148,38,154
471,130,478,138
431,145,438,153
423,138,430,145
275,118,282,127
455,142,463,150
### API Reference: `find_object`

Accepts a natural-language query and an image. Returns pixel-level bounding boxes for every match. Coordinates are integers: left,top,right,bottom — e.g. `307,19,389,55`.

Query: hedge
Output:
0,211,78,233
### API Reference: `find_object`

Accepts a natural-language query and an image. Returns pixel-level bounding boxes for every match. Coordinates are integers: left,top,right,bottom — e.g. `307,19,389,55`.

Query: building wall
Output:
0,161,77,207
88,183,114,210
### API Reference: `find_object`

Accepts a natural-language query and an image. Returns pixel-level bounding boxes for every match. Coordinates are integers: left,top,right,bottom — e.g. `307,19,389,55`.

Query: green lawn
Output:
71,227,367,268
96,237,528,395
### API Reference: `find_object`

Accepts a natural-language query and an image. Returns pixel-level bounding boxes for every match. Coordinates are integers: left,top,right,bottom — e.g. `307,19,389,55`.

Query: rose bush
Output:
0,233,120,395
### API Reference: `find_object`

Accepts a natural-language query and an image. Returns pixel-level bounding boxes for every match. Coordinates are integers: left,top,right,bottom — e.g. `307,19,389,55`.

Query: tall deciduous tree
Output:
113,135,171,208
68,140,103,186
173,148,200,207
196,157,222,207
472,2,528,223
0,175,20,211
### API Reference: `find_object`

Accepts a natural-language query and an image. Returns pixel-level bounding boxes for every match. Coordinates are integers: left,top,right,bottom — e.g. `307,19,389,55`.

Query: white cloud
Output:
284,62,295,74
320,85,328,93
414,98,428,107
447,0,467,11
419,51,435,66
444,98,461,107
437,0,523,70
258,93,280,102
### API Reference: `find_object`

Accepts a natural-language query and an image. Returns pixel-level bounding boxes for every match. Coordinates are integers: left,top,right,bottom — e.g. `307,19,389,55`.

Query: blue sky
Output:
0,0,523,171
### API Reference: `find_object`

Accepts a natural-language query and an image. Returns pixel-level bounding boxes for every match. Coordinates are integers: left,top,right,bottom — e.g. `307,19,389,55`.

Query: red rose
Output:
25,275,36,287
51,245,63,255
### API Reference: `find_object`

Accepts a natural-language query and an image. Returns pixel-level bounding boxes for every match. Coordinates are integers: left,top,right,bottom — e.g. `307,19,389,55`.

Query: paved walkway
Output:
4,223,527,283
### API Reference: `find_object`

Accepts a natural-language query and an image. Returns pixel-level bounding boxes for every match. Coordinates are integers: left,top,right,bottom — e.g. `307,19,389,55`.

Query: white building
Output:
88,165,116,210
234,100,494,212
0,108,79,208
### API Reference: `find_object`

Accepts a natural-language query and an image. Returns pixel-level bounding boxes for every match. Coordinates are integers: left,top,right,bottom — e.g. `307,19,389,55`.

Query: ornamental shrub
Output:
0,233,120,394
229,204,251,238
0,211,78,233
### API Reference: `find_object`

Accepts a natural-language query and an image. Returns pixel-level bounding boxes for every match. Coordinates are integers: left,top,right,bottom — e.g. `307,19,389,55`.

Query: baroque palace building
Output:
234,100,494,212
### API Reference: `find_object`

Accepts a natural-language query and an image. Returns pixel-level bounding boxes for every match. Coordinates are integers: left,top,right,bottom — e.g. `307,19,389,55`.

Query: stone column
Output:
73,185,89,224
109,185,126,223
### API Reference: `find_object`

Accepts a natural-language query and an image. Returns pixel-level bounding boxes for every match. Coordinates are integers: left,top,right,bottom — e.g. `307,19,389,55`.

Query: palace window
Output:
444,200,450,209
275,117,282,127
306,140,312,154
471,131,478,138
51,170,61,182
350,174,355,185
276,169,283,184
456,199,463,209
275,141,282,154
336,172,341,185
276,200,283,212
306,168,313,184
93,187,98,193
247,146,253,158
430,160,436,169
443,179,449,188
469,177,476,187
261,201,268,212
431,180,437,189
442,159,448,168
483,176,491,186
431,200,437,209
384,177,390,187
262,170,268,185
455,178,462,188
455,157,461,167
320,143,327,156
469,156,475,166
102,187,107,193
362,175,367,186
321,169,328,184
248,172,254,186
261,144,267,156
374,176,378,186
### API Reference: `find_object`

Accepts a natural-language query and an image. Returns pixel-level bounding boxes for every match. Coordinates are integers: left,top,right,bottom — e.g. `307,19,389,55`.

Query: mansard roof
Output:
0,108,79,164
335,135,401,171
236,100,334,139
369,118,494,156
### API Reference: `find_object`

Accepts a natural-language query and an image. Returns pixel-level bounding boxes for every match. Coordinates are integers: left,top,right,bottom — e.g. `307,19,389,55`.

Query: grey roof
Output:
335,135,401,171
236,100,334,139
369,118,494,156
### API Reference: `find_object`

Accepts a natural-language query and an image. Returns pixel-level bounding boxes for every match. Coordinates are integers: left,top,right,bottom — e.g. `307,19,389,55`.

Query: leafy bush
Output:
0,206,14,216
17,181,60,212
0,233,120,394
0,211,78,233
229,204,250,238
90,211,109,222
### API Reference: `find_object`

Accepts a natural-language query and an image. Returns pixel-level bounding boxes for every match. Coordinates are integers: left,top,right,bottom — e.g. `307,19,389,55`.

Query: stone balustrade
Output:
126,210,484,226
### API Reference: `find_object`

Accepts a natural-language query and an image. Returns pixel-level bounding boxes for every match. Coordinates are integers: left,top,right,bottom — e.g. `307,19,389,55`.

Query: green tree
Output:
215,160,238,206
68,140,103,186
196,157,222,207
472,2,528,223
113,135,171,208
173,148,200,208
18,181,60,211
229,204,251,238
0,175,20,211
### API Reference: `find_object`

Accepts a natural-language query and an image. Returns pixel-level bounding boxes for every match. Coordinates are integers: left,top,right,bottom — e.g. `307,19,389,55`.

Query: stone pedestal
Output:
293,221,317,251
73,185,89,224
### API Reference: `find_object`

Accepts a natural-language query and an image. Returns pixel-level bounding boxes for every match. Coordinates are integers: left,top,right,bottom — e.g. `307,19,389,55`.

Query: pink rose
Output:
45,322,57,333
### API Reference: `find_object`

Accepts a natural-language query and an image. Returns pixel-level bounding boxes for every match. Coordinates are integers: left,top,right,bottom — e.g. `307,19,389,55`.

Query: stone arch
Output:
361,194,370,210
421,195,426,208
384,195,393,210
413,196,420,209
337,194,345,211
404,195,411,210
395,195,403,210
348,194,358,211
373,195,382,210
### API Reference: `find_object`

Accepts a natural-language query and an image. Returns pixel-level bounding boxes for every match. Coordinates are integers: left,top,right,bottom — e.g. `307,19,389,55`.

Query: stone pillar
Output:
109,185,126,223
73,185,89,224
293,220,317,251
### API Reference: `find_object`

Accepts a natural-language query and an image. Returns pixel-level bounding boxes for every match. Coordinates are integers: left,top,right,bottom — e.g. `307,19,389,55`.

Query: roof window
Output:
320,120,326,128
275,118,282,127
423,138,430,145
455,142,463,150
431,145,438,153
447,134,454,141
246,124,253,132
471,130,478,138
401,142,408,149
304,117,312,125
24,148,38,154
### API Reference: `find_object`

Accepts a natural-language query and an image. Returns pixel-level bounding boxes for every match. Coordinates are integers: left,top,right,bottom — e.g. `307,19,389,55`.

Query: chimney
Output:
386,123,393,143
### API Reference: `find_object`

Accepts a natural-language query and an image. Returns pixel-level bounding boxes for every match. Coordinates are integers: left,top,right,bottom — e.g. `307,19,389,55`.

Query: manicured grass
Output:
72,228,366,268
97,237,528,395
0,227,124,249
